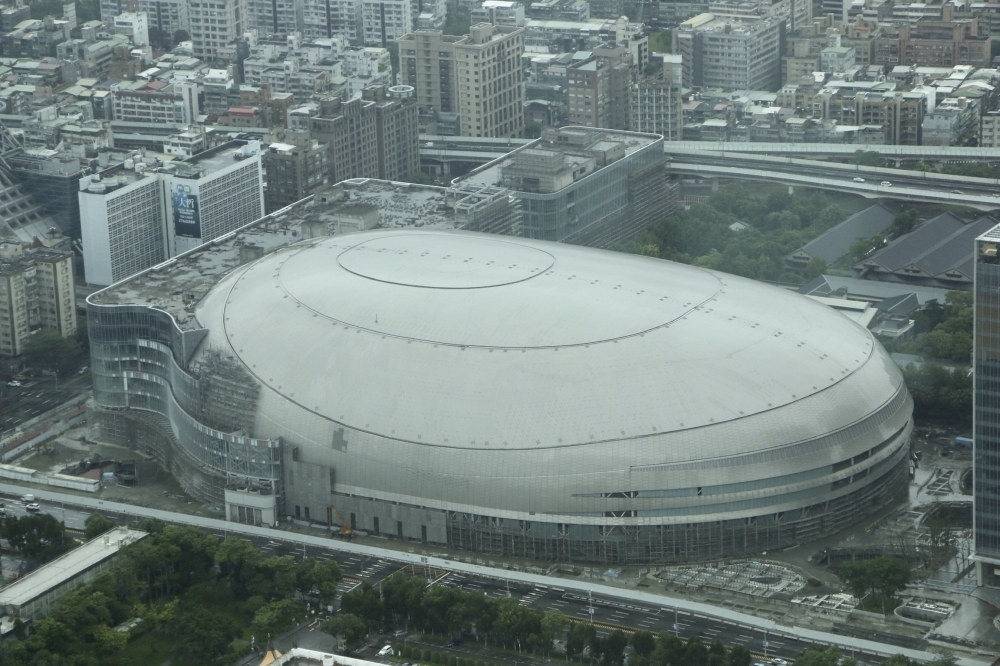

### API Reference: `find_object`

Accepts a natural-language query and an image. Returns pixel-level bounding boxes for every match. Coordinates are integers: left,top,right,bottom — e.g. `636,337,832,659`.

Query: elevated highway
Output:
417,137,1000,206
669,150,1000,210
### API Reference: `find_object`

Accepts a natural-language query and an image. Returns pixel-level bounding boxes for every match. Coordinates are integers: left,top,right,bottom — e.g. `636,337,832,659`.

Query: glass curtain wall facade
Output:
975,226,1000,586
87,301,282,508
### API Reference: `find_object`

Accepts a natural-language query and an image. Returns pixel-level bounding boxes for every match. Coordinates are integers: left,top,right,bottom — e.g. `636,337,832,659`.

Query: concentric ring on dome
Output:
336,234,556,289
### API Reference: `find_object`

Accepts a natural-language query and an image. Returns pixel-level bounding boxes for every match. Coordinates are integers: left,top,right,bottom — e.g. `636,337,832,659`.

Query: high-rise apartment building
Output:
631,54,683,140
80,142,264,286
398,23,524,137
101,0,190,37
362,0,412,46
293,85,419,182
566,44,632,130
188,0,248,61
247,0,302,38
263,131,330,213
974,225,1000,588
301,0,362,41
675,13,783,91
0,243,76,357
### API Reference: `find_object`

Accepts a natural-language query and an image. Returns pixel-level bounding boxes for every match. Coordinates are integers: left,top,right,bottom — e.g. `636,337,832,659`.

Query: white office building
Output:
114,11,150,46
80,142,264,286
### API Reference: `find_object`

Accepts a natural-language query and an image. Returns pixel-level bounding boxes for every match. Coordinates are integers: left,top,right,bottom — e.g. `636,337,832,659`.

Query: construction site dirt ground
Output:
11,423,222,518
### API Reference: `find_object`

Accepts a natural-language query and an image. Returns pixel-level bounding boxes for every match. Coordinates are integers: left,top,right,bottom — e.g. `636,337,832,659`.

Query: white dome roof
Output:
194,230,899,459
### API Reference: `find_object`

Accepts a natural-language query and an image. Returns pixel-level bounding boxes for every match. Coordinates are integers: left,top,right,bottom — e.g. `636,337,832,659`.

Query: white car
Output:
6,381,20,387
771,659,788,666
20,494,34,504
25,503,40,513
881,181,892,186
853,177,866,182
377,646,393,657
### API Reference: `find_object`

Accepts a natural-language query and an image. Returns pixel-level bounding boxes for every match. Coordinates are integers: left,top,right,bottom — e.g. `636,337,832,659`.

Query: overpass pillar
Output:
711,177,719,192
788,185,794,195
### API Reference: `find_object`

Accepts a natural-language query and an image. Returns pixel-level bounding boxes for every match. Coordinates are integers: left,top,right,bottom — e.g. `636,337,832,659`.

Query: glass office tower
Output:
975,225,1000,586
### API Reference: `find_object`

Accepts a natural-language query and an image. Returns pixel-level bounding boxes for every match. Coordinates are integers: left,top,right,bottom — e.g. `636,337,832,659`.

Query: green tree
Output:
24,328,83,374
539,610,570,655
340,582,384,630
915,160,934,172
630,630,656,658
902,363,971,426
600,630,628,666
216,537,265,598
725,645,752,666
168,606,235,663
804,257,826,279
173,29,191,43
853,150,886,167
882,655,922,666
75,0,100,21
297,557,342,604
2,514,71,564
838,556,910,612
849,234,885,263
795,646,855,666
443,10,471,36
566,622,597,662
383,574,427,627
148,27,171,49
250,598,299,639
83,512,116,540
891,209,919,237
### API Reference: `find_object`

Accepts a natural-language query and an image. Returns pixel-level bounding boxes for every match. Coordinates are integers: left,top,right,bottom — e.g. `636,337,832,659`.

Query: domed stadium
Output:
89,229,912,564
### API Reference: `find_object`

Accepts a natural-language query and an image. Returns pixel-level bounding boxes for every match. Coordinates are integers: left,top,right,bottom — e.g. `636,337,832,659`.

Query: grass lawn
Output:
648,30,671,53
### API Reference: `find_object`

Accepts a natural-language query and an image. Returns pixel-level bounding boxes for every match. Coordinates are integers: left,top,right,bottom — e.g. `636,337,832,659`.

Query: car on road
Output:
25,503,40,513
6,381,20,387
853,177,865,182
377,646,393,657
771,659,788,666
951,190,964,194
20,494,34,503
446,640,462,648
394,630,408,638
881,181,892,186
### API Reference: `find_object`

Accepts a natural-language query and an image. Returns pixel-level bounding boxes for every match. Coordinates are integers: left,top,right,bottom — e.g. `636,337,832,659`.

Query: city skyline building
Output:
398,23,524,137
975,224,1000,589
0,243,76,358
79,141,264,286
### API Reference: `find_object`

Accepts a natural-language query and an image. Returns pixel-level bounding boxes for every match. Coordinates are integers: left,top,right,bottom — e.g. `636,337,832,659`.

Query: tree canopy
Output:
838,556,911,613
616,185,845,284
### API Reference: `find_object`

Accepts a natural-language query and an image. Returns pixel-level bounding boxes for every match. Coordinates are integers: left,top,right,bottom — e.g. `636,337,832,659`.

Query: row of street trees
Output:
325,575,754,666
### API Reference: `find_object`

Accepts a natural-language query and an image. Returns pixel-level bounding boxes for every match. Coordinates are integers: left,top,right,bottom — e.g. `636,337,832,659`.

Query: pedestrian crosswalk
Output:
518,589,544,606
358,559,392,578
336,578,362,596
